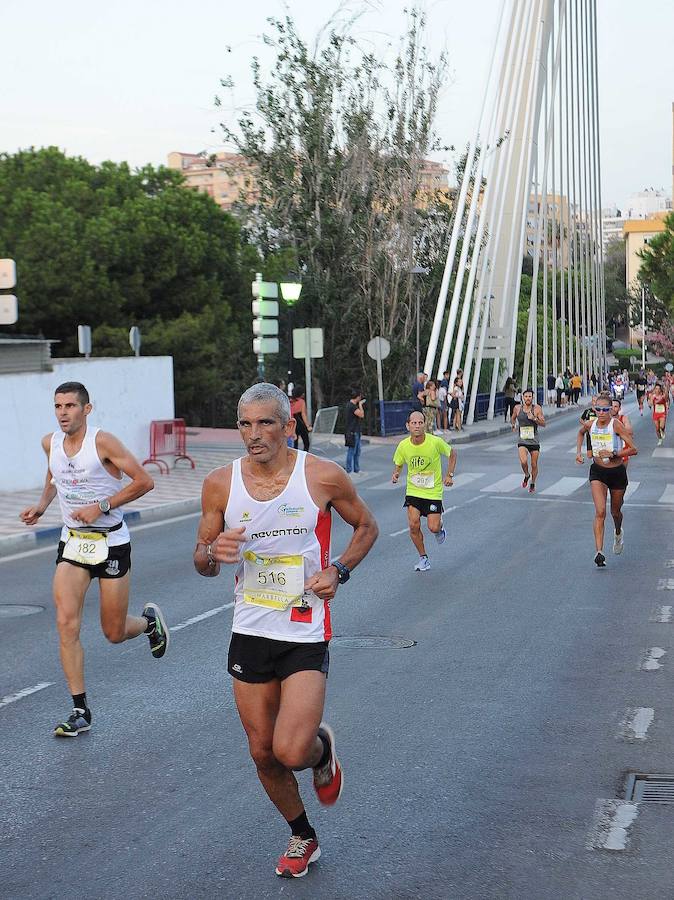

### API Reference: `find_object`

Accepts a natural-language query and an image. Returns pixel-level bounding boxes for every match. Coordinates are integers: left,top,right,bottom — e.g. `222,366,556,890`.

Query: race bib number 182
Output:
62,530,109,566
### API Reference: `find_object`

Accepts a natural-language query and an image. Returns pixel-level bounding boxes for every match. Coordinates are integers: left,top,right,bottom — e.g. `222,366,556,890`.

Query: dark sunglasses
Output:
595,406,611,412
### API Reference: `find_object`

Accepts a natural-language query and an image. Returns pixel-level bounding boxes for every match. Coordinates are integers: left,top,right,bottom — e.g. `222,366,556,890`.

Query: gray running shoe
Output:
613,529,624,555
54,708,91,738
414,555,431,572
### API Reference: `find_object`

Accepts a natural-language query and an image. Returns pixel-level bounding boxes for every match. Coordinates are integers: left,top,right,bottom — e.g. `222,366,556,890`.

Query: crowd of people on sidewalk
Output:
412,370,465,434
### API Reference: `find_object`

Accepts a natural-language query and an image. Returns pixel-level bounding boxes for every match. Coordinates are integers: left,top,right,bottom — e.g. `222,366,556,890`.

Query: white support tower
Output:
423,0,606,421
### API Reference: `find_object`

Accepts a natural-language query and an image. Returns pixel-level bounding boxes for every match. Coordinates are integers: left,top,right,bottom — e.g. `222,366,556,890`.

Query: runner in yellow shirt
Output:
391,410,457,571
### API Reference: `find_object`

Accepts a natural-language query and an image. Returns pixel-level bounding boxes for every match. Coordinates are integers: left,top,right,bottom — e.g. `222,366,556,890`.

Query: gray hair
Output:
237,383,291,424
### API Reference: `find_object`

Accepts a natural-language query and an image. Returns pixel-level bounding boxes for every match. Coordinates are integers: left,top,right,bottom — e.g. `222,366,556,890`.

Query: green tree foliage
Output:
218,12,453,408
0,147,256,423
603,238,630,329
638,212,674,316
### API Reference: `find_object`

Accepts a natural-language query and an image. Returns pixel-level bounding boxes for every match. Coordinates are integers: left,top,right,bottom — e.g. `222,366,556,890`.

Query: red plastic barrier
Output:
142,419,195,475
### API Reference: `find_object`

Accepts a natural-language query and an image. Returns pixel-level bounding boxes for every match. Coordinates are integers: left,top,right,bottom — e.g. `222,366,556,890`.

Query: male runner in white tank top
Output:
194,383,378,879
20,382,169,737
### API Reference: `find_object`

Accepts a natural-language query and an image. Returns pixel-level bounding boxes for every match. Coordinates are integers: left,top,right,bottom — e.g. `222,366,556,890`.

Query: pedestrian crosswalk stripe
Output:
653,448,674,459
624,481,640,500
483,443,512,451
480,473,523,493
540,476,586,496
451,472,484,488
658,485,674,504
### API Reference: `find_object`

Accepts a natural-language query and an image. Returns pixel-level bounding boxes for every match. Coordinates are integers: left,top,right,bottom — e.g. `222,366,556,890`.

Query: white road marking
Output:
0,512,202,564
480,474,523,493
370,481,401,490
540,476,586,496
624,481,640,500
640,647,666,671
489,495,674,511
657,579,674,591
653,448,674,458
0,682,53,709
618,707,654,740
483,443,512,452
450,472,484,488
171,602,235,632
389,527,409,537
652,606,673,623
658,484,674,504
587,800,639,851
665,560,674,569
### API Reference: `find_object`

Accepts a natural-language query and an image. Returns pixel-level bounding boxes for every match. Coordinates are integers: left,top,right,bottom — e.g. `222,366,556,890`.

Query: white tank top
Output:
589,417,622,462
49,426,130,546
225,451,332,643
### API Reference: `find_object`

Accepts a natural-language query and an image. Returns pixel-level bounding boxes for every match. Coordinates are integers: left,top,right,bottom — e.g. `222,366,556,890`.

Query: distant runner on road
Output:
576,391,638,567
194,383,377,879
391,410,457,571
511,389,546,493
649,382,669,445
19,382,167,738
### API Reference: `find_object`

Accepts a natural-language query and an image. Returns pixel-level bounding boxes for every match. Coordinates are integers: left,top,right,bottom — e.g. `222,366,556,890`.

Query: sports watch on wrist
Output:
331,560,351,584
98,499,111,514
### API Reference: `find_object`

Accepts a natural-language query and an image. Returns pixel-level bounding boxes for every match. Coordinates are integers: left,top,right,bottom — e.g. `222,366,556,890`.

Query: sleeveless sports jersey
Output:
50,426,129,546
589,417,622,464
224,451,332,643
516,406,540,447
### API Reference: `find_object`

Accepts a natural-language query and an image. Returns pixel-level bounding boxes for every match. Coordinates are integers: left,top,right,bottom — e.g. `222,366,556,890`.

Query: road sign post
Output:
129,326,141,357
77,325,92,358
367,336,391,436
252,273,279,379
0,259,18,325
293,327,324,423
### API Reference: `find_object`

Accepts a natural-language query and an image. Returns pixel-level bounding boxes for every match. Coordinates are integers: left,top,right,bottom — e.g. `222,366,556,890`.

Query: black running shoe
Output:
54,707,92,738
142,603,170,659
594,551,606,568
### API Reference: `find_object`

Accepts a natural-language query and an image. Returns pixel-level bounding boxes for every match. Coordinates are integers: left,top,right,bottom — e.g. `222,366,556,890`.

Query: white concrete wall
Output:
3,357,174,492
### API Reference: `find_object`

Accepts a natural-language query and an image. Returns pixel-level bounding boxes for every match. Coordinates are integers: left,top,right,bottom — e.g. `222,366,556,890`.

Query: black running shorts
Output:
56,541,131,579
589,462,628,491
228,633,330,683
517,443,540,451
403,495,444,517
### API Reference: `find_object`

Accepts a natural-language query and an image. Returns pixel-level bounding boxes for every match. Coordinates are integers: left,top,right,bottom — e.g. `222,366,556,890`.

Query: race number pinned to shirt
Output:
655,403,666,414
410,473,435,489
590,431,613,457
242,551,306,610
62,530,109,566
519,425,535,441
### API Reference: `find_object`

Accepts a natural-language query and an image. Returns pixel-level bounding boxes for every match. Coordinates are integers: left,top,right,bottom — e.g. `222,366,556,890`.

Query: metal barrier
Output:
143,419,195,474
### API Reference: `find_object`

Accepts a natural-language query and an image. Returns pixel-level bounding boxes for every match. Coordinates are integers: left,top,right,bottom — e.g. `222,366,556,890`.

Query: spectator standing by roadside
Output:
290,385,312,451
503,375,517,422
555,373,564,408
412,372,427,411
437,380,448,431
571,372,582,405
547,372,556,406
345,389,365,474
450,377,465,432
421,380,440,434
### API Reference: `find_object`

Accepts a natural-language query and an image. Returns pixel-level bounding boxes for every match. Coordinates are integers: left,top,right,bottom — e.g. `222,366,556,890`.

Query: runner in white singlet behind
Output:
20,381,168,737
194,383,378,880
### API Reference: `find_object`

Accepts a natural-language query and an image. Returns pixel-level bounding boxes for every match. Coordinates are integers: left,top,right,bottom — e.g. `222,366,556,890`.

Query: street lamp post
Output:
641,285,646,370
279,279,302,387
410,265,430,374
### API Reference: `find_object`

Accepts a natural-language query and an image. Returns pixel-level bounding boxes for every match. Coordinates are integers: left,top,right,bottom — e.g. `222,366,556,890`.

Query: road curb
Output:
0,497,202,559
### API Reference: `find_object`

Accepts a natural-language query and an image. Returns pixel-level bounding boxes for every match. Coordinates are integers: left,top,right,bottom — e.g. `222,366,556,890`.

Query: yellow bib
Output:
242,551,306,610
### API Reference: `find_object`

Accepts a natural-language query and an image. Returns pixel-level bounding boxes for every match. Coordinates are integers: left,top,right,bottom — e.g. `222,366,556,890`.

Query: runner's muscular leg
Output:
99,573,147,643
53,562,91,694
590,480,608,551
407,505,426,556
273,670,327,771
530,450,539,482
518,446,530,476
234,678,305,821
609,487,625,534
427,512,442,534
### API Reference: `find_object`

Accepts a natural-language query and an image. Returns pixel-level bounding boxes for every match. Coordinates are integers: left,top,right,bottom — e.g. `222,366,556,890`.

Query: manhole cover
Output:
330,636,416,650
0,605,45,619
626,773,674,802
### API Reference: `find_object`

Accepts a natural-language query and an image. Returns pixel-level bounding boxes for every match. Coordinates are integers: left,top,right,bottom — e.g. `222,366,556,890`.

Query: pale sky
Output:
2,0,673,208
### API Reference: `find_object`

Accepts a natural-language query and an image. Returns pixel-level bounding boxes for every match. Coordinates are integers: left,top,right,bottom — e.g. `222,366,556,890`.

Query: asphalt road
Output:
3,398,674,899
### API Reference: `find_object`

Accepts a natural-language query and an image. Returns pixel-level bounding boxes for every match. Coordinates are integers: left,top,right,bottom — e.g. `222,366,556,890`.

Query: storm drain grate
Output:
625,773,674,802
330,636,416,650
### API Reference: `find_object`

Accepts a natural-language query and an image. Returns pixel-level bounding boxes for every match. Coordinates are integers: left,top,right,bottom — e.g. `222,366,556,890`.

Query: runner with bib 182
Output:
194,383,377,879
576,391,638,568
511,389,546,493
19,382,169,737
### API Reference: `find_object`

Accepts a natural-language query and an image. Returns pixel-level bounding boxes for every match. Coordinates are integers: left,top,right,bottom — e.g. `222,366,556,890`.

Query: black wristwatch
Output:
331,560,351,584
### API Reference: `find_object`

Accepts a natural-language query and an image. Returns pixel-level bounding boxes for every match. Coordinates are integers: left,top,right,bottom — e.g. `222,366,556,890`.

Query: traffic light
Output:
252,274,279,357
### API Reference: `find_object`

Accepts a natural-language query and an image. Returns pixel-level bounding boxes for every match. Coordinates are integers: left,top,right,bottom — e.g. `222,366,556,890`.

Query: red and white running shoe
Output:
313,722,344,806
275,835,321,878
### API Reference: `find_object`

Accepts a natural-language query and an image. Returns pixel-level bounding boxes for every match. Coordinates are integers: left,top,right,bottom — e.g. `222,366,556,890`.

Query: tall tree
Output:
219,11,453,407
